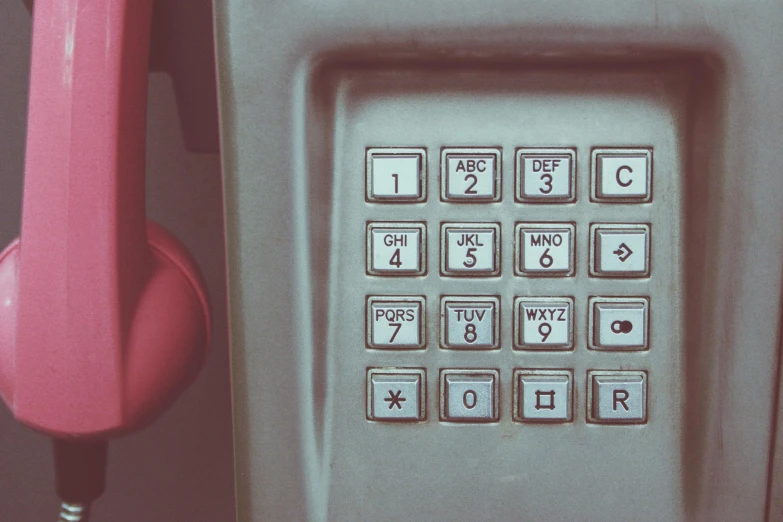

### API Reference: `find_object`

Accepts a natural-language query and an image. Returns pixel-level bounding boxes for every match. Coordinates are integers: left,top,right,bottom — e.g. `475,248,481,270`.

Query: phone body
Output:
213,1,783,520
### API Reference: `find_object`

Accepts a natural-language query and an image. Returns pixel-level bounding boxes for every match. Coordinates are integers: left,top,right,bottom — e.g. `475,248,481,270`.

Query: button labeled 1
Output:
441,148,500,201
589,297,648,351
441,223,500,276
591,224,649,277
592,149,651,201
366,148,426,202
367,222,426,275
515,297,573,350
516,148,575,202
516,223,575,276
440,297,499,350
367,296,425,349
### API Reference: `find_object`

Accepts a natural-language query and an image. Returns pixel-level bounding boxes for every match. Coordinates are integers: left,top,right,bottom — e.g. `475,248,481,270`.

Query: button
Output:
440,370,499,422
516,148,575,202
514,297,573,350
441,223,500,277
366,296,425,349
514,370,573,423
367,368,426,421
441,148,501,202
367,222,426,276
591,224,650,277
588,371,647,424
515,223,575,277
592,148,652,202
365,148,426,202
440,296,499,350
589,297,648,351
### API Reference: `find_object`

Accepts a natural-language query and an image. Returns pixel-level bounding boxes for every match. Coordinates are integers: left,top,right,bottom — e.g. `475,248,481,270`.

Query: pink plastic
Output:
0,0,211,437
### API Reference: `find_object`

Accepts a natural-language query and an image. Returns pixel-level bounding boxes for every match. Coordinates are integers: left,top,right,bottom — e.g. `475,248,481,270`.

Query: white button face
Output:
367,297,424,349
366,149,425,202
590,298,648,350
594,149,651,200
441,371,498,422
516,224,575,276
442,224,499,276
589,372,647,423
517,149,575,201
592,225,649,277
441,297,498,349
442,149,500,201
367,223,425,275
516,371,572,422
515,298,573,350
368,369,425,421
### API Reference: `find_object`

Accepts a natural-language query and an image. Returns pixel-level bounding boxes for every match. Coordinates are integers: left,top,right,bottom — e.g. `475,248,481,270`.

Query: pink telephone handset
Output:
0,0,210,438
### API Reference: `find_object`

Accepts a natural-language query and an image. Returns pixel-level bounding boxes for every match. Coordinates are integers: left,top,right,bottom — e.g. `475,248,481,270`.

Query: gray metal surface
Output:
213,1,783,520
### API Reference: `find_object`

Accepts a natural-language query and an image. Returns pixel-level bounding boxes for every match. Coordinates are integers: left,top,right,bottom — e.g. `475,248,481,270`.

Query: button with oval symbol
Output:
589,297,648,351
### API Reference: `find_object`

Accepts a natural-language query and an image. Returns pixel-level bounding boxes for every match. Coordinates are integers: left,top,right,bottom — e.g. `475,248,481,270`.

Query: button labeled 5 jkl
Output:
441,223,500,276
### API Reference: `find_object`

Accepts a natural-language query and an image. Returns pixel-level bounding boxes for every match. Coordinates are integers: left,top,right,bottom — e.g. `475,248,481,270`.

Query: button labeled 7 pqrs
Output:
367,296,425,349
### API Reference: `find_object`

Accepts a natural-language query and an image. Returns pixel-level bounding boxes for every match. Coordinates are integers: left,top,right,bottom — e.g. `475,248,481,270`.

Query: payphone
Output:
5,0,783,521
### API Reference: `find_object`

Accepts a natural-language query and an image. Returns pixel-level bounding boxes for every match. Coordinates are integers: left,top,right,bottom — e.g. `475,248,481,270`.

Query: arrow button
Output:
592,225,650,277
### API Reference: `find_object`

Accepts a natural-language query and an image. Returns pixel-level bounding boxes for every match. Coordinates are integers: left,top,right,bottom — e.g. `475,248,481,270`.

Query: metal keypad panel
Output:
363,145,655,424
331,70,679,445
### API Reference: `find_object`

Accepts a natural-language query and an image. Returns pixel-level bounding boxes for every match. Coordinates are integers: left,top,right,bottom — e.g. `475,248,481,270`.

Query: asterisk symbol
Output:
384,389,406,409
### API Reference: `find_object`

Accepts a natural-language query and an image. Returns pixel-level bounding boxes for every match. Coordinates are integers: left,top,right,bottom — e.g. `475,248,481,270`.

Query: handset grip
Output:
0,0,211,436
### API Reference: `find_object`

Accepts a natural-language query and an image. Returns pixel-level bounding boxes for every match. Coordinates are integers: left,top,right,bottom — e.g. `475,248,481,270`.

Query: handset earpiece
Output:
0,0,210,437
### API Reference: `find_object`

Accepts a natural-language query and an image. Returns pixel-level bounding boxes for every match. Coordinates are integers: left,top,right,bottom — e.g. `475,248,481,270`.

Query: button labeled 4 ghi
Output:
367,222,426,276
514,297,573,350
591,224,650,277
366,296,425,349
589,297,648,351
516,223,575,277
441,223,500,276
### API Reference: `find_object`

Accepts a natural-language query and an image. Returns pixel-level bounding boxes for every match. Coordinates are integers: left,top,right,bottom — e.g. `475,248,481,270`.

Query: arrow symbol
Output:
613,243,633,262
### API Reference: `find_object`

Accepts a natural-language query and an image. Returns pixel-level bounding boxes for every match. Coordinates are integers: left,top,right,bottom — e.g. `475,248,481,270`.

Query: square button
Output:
440,296,499,350
587,371,647,424
589,297,648,351
441,148,501,202
592,148,652,202
516,148,576,202
440,370,499,422
514,297,574,350
514,370,573,423
515,223,575,277
365,148,426,202
367,222,426,276
590,224,650,277
367,368,426,421
366,296,425,349
441,223,500,277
